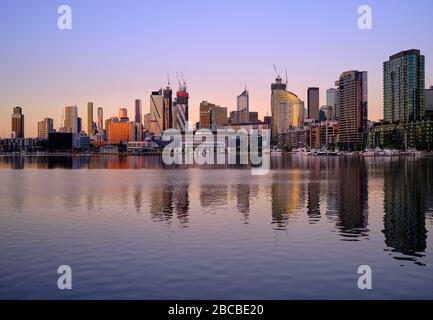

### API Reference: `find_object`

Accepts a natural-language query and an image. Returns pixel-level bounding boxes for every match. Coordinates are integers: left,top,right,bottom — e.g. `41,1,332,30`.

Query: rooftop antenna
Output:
428,77,433,88
285,68,288,84
181,72,186,86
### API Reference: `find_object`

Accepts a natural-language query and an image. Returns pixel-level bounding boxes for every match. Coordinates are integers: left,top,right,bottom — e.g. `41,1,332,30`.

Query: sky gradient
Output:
1,0,433,137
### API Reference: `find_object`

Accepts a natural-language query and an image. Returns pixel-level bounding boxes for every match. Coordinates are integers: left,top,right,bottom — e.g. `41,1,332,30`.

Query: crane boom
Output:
273,64,280,78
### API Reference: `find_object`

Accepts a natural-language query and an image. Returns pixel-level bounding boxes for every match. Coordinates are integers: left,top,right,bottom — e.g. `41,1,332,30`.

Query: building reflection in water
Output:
232,183,259,224
200,183,228,214
149,180,190,227
382,159,431,264
271,169,305,230
334,159,369,240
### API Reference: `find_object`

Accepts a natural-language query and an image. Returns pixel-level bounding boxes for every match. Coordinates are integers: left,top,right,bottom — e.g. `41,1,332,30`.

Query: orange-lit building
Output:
107,121,132,143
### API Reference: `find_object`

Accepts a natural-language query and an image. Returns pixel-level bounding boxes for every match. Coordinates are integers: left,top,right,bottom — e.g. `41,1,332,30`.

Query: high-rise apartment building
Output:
326,88,338,119
336,70,368,149
64,105,78,134
11,107,24,138
135,99,142,124
271,76,304,142
163,86,173,130
87,102,94,135
150,90,164,135
97,107,104,133
271,76,287,141
383,49,425,123
237,89,249,113
307,87,320,120
426,86,433,119
37,118,54,139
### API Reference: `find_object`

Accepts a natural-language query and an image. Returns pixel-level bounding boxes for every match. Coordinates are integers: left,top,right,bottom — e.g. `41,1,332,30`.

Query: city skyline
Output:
1,0,433,137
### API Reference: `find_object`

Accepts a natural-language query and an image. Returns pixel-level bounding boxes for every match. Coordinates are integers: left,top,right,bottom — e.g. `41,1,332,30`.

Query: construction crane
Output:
176,72,182,88
273,64,281,78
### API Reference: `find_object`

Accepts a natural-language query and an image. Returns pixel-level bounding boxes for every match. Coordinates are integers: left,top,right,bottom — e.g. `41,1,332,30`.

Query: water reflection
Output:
382,159,431,264
0,155,432,266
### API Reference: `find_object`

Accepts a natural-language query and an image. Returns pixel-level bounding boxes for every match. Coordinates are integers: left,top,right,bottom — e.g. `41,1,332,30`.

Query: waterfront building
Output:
87,102,94,135
199,101,227,130
97,107,104,133
237,88,249,113
383,49,425,123
307,87,320,120
64,105,78,134
11,107,24,138
326,88,338,119
368,119,433,151
150,90,163,135
37,118,54,139
135,99,142,124
163,86,173,130
336,70,368,150
426,86,433,119
106,120,132,143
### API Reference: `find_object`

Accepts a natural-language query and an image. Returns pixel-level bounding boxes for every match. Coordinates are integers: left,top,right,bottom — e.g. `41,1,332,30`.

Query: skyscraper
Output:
426,86,433,119
87,102,94,135
77,117,82,134
163,86,173,130
37,118,54,139
383,49,425,123
64,105,78,133
97,107,104,133
336,70,368,150
307,87,320,120
11,107,24,138
135,99,142,124
237,89,249,113
271,76,287,141
326,88,338,119
150,90,163,135
271,76,303,142
175,81,189,131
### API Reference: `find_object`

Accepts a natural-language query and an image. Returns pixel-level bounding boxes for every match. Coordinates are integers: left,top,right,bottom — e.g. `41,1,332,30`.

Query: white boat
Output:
407,148,422,157
271,147,284,155
361,148,375,157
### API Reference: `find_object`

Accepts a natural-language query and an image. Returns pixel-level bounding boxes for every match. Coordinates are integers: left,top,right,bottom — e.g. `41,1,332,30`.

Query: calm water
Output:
1,155,433,299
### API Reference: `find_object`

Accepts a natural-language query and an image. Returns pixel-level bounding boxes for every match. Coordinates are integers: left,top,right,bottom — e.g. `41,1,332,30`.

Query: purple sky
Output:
1,0,433,137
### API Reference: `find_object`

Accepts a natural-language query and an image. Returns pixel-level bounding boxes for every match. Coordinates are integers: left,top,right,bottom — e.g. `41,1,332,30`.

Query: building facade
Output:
64,105,78,134
11,106,24,138
383,49,425,123
37,118,54,139
336,70,368,150
87,102,94,135
307,87,320,120
150,90,163,135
